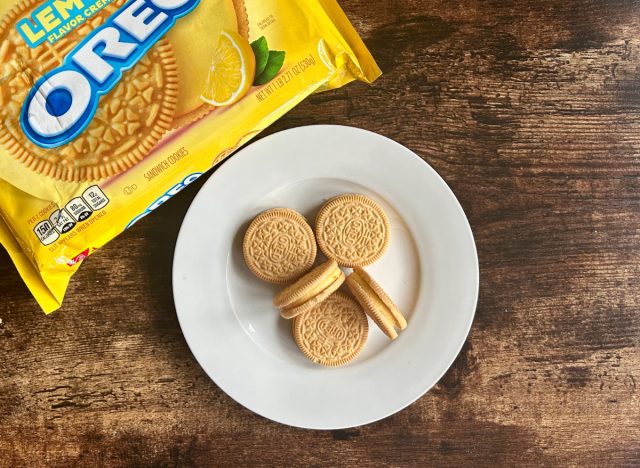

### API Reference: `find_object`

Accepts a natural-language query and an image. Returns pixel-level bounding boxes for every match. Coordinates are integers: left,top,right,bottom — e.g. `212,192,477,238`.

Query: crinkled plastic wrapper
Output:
0,0,380,312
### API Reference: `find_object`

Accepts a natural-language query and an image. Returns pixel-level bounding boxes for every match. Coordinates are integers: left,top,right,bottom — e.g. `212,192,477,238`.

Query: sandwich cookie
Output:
346,267,407,340
243,208,316,284
273,259,345,319
315,194,390,267
292,291,368,367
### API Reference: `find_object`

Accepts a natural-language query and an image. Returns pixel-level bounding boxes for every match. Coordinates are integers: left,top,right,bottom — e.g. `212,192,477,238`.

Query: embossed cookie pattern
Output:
316,194,391,267
243,208,317,284
293,291,368,367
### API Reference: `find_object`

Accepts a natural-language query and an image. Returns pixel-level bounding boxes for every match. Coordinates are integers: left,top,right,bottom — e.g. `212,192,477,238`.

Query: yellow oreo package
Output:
0,0,380,312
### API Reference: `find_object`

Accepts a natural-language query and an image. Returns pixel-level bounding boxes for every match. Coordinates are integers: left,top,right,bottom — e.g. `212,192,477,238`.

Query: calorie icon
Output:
33,220,59,246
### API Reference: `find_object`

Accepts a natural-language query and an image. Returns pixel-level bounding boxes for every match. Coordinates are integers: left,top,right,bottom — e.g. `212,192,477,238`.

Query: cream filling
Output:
287,267,342,308
351,272,397,327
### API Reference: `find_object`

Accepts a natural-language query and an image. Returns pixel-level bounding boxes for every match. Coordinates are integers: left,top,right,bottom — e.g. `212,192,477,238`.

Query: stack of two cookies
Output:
243,194,407,367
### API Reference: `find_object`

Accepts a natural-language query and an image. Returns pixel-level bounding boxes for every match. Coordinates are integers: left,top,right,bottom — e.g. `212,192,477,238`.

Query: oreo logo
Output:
21,0,199,148
126,172,201,229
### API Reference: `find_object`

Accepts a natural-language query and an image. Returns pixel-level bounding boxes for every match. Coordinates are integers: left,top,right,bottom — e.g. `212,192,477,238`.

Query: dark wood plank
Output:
1,0,639,465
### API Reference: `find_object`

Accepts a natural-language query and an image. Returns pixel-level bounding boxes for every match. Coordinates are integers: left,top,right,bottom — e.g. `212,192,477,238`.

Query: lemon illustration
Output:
201,30,256,107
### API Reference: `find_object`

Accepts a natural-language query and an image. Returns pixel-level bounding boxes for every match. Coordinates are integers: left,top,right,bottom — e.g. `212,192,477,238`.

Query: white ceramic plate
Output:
173,125,478,429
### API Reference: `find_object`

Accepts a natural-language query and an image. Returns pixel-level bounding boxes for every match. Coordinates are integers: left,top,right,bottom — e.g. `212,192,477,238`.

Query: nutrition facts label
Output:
33,185,110,246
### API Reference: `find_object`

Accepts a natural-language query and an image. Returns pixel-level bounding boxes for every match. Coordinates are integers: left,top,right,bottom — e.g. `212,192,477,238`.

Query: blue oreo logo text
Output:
20,0,200,148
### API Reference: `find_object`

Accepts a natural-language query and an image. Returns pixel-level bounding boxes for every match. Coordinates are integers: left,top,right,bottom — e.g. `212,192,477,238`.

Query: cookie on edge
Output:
315,194,391,267
243,208,317,284
273,259,345,319
346,267,407,340
292,291,368,367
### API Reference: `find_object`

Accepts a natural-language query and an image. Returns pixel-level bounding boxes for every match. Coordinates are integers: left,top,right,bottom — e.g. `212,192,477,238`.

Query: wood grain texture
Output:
1,0,640,465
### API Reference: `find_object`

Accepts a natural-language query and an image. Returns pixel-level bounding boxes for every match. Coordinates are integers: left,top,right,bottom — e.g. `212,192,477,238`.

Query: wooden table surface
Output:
2,0,639,466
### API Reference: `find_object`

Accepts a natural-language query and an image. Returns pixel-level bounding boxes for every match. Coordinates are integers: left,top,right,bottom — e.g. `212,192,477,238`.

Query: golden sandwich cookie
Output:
243,208,316,284
273,259,345,319
292,291,368,367
0,0,178,181
315,194,391,268
346,267,407,340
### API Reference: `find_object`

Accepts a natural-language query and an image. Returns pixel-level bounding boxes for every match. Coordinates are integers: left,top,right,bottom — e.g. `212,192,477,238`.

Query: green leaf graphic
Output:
250,36,269,78
254,50,286,86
